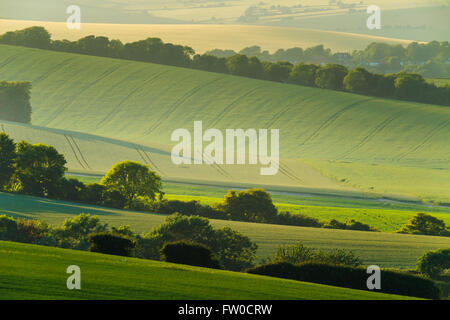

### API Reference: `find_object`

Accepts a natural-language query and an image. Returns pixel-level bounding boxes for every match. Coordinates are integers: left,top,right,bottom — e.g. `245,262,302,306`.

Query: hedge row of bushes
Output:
156,197,379,232
0,213,258,272
1,27,448,106
247,262,441,299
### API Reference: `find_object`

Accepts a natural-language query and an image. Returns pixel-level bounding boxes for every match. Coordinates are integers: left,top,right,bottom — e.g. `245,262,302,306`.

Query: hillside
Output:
0,241,417,300
0,20,416,53
2,192,450,269
0,45,448,202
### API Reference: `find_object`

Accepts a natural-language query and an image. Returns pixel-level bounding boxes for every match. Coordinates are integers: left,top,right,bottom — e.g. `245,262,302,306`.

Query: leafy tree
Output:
303,45,331,64
54,213,108,249
263,61,293,82
289,63,319,86
191,54,228,73
417,248,450,278
111,225,135,237
58,177,86,201
247,56,265,79
315,64,348,90
76,35,111,56
0,81,32,124
140,213,257,271
11,141,67,197
101,161,161,209
88,232,136,257
217,188,278,222
0,133,16,190
0,26,51,49
161,240,222,269
398,213,449,236
226,54,251,77
394,73,428,101
343,67,375,94
374,74,396,97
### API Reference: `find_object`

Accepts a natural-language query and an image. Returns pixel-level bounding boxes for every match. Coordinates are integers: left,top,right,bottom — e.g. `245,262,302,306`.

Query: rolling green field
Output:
2,192,450,269
0,45,448,202
0,241,416,300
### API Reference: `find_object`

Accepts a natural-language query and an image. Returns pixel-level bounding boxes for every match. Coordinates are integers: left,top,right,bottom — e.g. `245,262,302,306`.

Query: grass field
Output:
2,192,450,269
0,45,448,202
66,174,450,232
0,241,416,300
0,19,416,53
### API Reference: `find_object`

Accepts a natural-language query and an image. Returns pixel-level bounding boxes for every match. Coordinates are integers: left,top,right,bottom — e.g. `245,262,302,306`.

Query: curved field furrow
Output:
298,98,375,149
145,76,225,135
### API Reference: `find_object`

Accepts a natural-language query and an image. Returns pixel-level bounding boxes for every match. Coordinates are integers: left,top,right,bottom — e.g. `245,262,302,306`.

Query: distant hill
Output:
0,44,448,202
0,19,417,53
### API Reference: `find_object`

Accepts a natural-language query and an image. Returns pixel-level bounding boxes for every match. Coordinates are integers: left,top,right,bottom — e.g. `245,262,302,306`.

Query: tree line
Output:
208,41,450,78
0,81,32,124
1,27,448,106
2,133,449,237
0,133,379,233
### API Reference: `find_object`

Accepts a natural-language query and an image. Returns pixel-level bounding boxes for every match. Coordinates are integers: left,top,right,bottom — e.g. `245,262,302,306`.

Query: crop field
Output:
0,19,416,53
1,192,450,269
65,174,450,232
266,6,450,42
0,241,416,300
0,45,448,202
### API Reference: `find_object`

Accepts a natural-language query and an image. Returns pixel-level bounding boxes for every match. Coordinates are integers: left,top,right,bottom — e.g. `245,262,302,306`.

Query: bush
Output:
314,64,348,90
398,213,449,236
271,242,362,267
274,211,322,227
139,213,257,271
247,262,441,299
217,188,278,222
322,219,378,232
0,215,55,245
417,248,450,278
54,214,108,249
88,232,136,257
0,81,32,124
161,240,222,269
0,133,16,190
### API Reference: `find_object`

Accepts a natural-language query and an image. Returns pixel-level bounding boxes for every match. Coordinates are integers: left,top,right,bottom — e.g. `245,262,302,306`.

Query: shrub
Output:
139,213,257,271
161,241,222,269
0,215,18,241
322,219,378,232
274,211,322,227
0,215,55,245
247,262,441,299
417,248,450,278
271,242,362,267
0,133,16,190
217,188,278,222
88,232,136,257
345,219,378,232
314,64,348,90
0,81,32,124
54,214,108,249
398,213,449,236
